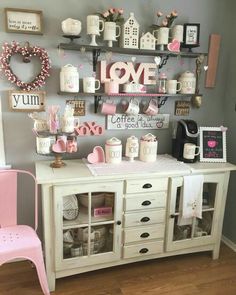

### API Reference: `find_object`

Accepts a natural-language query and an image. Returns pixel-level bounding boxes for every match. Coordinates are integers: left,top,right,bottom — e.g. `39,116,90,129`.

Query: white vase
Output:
104,22,121,47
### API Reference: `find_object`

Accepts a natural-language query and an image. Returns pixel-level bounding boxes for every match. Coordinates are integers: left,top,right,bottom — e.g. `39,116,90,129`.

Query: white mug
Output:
124,98,139,115
36,137,51,154
171,25,184,43
87,15,104,35
83,77,100,93
61,116,76,133
167,80,182,94
104,22,121,42
183,143,200,160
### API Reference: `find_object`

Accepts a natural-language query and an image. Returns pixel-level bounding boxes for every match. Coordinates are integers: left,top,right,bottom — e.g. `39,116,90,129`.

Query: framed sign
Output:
199,127,227,162
183,23,200,50
106,114,169,130
66,100,85,116
5,8,43,35
8,90,45,112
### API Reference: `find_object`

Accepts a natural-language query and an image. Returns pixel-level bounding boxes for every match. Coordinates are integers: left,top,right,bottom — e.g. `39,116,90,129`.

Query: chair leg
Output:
30,250,50,295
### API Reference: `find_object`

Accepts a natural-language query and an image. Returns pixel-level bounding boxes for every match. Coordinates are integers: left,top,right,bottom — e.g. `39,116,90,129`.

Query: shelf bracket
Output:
92,49,101,72
158,96,168,108
159,55,170,69
94,95,101,113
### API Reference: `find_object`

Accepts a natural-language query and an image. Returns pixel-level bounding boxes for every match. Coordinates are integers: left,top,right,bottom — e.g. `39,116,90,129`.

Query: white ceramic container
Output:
139,133,158,162
178,71,196,94
105,137,122,164
125,136,139,161
61,18,82,36
60,64,79,93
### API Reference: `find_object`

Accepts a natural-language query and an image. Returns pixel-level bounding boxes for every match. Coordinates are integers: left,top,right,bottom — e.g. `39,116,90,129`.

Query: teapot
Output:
61,18,82,36
178,71,196,94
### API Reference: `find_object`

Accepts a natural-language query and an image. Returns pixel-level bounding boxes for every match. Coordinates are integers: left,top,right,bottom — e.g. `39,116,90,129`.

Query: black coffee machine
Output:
172,119,199,163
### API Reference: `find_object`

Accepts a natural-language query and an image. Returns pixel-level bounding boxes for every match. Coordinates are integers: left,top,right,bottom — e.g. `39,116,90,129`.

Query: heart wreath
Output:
0,41,51,91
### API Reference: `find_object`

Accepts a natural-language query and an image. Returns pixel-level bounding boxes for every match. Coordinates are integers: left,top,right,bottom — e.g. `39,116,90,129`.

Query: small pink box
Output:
94,207,112,217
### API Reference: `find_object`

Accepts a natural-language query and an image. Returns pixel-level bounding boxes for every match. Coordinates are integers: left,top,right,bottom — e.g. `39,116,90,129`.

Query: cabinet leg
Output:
212,243,220,260
47,272,56,292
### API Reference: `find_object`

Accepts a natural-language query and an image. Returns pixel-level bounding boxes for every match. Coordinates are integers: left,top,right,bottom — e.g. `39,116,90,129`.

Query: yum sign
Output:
100,60,157,85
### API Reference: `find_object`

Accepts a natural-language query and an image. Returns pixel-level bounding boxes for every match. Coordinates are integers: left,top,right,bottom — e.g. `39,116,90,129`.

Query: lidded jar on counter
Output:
158,73,167,94
60,64,79,93
105,137,122,164
139,133,158,162
125,136,139,162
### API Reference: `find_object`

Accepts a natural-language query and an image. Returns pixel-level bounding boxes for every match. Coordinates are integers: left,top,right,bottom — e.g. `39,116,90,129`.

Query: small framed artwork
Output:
182,23,200,50
5,8,43,35
199,127,227,162
66,100,86,116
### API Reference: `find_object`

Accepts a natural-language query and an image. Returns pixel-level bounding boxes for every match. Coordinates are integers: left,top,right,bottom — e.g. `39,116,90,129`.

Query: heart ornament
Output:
87,146,105,164
52,139,67,153
167,39,180,52
154,56,161,66
0,41,51,91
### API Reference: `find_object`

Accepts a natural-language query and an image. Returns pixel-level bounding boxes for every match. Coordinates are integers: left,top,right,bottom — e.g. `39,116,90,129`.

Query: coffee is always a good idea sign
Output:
199,127,227,162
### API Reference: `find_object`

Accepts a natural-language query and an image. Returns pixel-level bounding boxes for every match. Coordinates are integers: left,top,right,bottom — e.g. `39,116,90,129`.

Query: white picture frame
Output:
199,127,227,162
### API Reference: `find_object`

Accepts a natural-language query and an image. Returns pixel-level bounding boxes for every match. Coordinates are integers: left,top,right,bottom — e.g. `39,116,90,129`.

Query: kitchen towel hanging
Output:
178,174,204,226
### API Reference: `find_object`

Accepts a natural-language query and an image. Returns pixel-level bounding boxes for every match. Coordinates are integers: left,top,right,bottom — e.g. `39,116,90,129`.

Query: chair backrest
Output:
0,169,38,230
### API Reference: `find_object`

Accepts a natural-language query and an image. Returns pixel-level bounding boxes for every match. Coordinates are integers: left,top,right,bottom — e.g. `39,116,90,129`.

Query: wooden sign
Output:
205,34,221,88
199,127,227,162
75,121,104,136
66,100,85,116
175,101,190,116
100,60,157,85
106,114,169,130
8,90,45,111
5,8,43,35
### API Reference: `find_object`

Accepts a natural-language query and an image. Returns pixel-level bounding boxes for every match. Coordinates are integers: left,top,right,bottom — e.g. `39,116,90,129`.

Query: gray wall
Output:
0,0,235,238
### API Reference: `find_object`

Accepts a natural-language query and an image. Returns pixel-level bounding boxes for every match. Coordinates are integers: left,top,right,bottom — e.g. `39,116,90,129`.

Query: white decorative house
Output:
140,32,156,50
120,12,139,49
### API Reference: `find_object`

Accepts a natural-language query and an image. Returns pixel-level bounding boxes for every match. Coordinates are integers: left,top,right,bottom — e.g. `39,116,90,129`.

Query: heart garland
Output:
0,41,51,91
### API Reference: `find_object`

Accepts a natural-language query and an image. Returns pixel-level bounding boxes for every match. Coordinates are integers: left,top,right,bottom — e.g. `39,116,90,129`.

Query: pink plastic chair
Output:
0,169,50,295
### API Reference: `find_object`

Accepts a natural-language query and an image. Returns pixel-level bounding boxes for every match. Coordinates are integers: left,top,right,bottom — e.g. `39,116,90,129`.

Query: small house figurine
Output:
120,12,139,49
140,32,156,50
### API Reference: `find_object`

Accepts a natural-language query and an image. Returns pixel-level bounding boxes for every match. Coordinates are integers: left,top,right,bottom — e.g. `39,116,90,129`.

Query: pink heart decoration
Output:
167,39,180,52
52,139,66,153
87,146,105,164
207,140,217,148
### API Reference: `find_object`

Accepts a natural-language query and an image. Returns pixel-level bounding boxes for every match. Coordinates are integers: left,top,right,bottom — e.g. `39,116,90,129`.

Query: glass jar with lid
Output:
158,73,167,94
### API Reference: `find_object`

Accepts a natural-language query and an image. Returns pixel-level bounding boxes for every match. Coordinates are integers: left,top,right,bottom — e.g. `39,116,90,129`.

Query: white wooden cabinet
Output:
35,159,235,291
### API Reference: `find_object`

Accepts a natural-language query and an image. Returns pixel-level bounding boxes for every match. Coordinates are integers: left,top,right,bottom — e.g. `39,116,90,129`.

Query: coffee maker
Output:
172,119,199,163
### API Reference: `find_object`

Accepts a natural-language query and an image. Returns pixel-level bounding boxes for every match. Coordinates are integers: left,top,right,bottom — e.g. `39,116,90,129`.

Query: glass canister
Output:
158,73,167,94
60,64,79,92
139,133,158,162
125,136,139,162
105,137,122,164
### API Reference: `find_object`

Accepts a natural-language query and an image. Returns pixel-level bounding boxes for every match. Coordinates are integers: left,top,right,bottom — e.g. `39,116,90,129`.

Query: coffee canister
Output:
125,136,139,161
139,133,158,162
178,71,196,94
60,64,79,92
105,137,122,164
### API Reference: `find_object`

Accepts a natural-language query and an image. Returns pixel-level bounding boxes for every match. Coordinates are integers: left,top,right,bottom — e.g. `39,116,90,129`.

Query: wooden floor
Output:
1,244,236,295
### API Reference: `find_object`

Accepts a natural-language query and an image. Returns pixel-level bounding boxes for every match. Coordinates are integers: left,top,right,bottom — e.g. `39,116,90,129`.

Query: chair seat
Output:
0,225,41,255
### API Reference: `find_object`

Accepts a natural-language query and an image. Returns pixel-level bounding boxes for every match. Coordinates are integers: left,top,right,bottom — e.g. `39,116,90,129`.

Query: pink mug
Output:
143,99,159,116
101,100,116,115
104,79,119,94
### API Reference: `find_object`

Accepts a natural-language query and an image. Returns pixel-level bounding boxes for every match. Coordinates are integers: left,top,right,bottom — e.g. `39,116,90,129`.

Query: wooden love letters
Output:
100,60,157,85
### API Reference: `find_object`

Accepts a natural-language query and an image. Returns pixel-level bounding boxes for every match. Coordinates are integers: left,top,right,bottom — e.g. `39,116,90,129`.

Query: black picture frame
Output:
182,23,200,51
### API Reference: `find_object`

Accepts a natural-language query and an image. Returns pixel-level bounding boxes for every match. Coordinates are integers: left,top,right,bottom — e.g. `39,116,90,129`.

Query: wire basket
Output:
63,195,79,220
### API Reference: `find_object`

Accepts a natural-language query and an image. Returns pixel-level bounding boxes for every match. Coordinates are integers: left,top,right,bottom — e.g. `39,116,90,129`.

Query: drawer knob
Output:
142,200,151,206
140,217,150,223
139,248,149,254
143,183,152,189
140,232,150,238
116,220,122,225
170,214,175,219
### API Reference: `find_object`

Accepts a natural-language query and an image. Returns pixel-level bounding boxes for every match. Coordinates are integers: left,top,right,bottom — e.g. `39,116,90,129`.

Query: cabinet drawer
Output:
125,178,168,194
123,240,164,259
124,210,165,227
124,192,166,211
124,224,165,244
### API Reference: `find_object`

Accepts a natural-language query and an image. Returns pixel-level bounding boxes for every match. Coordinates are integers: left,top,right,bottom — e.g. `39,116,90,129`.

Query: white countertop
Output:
35,155,236,185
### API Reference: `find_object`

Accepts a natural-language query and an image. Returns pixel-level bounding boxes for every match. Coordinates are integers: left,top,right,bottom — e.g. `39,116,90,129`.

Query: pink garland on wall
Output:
0,41,51,91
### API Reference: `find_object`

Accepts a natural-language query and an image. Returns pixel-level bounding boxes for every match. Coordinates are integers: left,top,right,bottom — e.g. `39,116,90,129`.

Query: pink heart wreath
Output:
0,41,51,91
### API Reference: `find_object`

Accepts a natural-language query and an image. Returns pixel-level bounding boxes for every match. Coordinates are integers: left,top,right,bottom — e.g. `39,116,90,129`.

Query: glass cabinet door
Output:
53,182,123,270
166,174,224,251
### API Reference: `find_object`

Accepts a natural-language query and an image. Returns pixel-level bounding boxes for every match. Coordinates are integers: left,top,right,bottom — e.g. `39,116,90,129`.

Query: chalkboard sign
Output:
199,127,227,162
